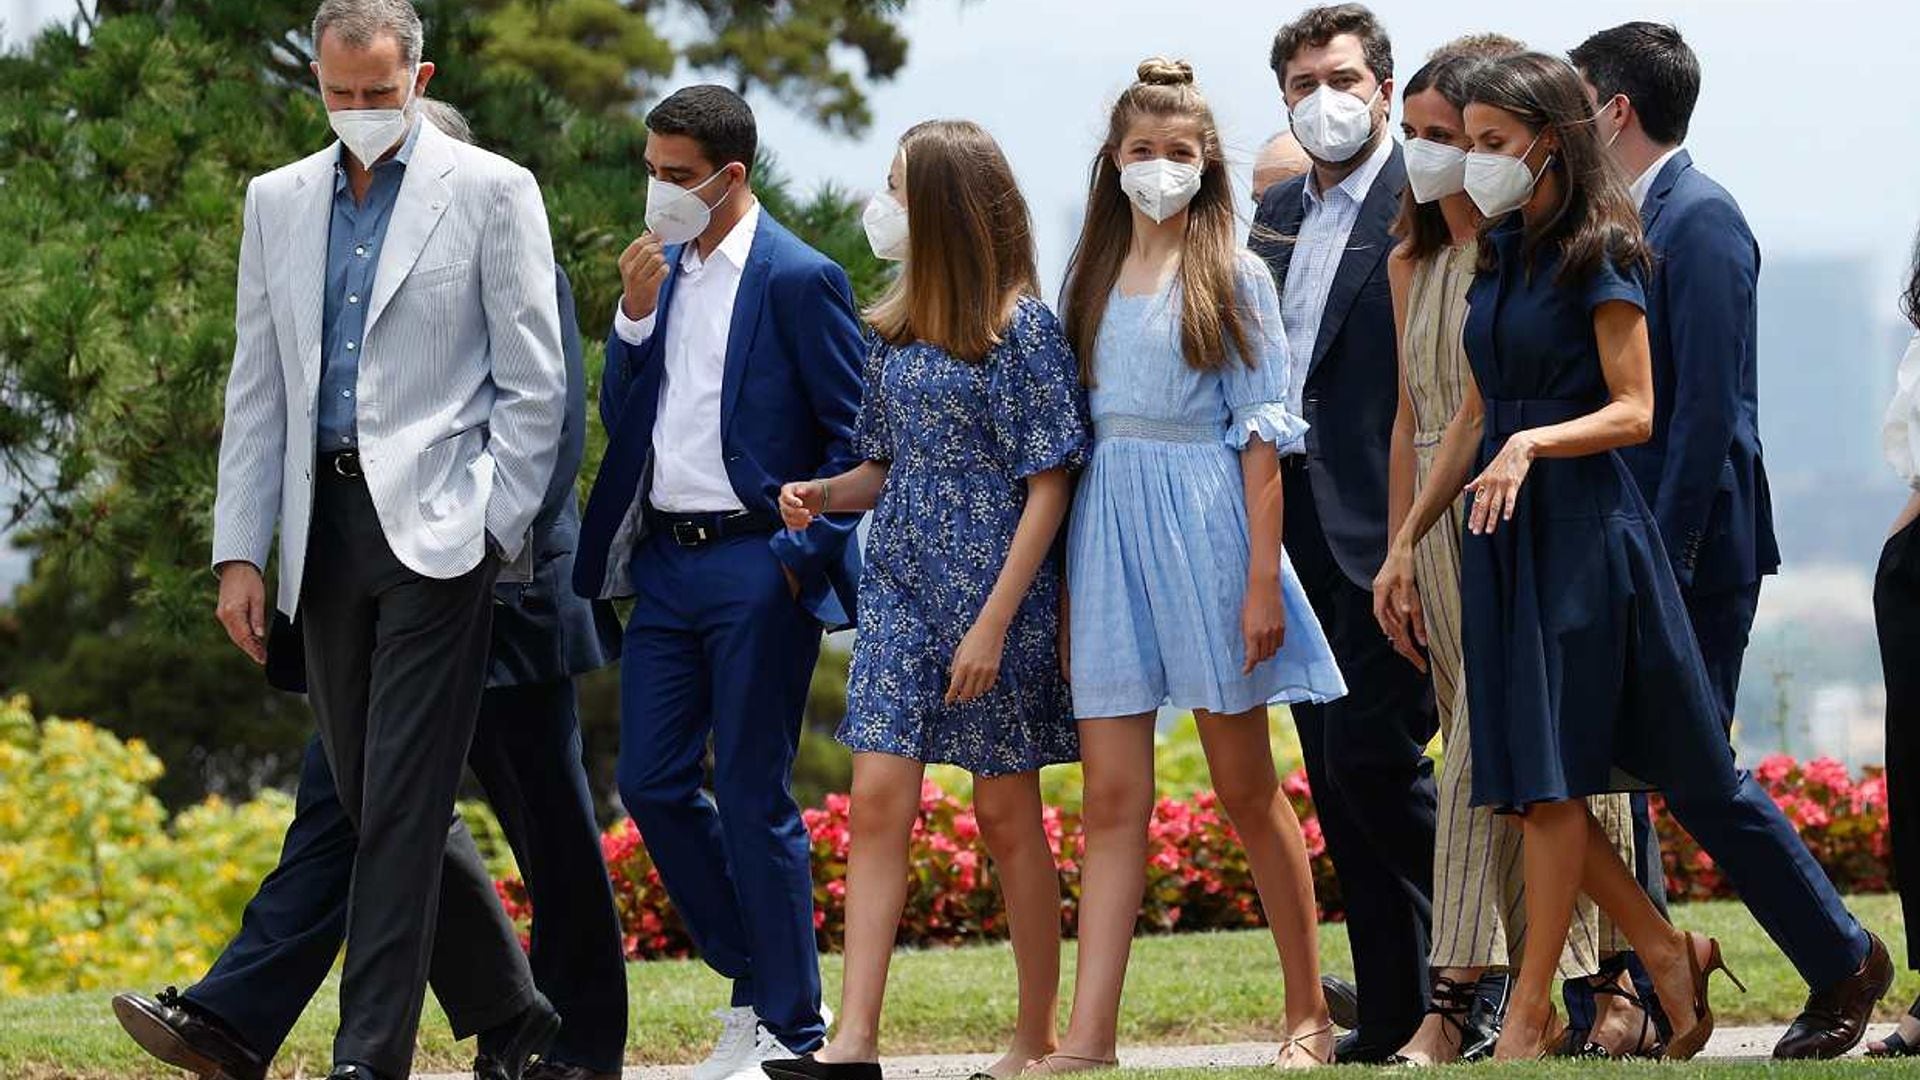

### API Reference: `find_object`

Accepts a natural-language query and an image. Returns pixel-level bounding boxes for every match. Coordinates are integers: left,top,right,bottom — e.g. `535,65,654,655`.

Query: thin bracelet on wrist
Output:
820,478,832,512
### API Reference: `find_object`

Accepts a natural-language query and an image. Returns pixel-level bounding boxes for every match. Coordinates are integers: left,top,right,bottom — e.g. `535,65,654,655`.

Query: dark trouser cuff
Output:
442,979,538,1041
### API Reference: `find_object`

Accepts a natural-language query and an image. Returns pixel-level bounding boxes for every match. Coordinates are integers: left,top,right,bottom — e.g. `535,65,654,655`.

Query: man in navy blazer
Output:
1575,22,1888,1060
114,258,629,1080
1252,5,1439,1062
574,85,863,1080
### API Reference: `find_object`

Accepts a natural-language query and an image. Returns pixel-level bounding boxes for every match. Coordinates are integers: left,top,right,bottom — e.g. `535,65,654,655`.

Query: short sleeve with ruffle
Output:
990,297,1091,479
1221,251,1310,451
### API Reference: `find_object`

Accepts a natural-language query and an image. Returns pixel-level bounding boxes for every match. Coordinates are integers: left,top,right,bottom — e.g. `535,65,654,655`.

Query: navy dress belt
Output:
1483,397,1598,438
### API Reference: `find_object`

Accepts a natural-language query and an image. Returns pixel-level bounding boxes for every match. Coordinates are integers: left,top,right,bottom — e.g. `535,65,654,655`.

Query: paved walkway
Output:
416,1026,1897,1077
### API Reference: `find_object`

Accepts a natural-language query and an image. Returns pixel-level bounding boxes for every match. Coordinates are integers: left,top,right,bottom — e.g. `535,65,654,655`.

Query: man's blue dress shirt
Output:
318,120,420,451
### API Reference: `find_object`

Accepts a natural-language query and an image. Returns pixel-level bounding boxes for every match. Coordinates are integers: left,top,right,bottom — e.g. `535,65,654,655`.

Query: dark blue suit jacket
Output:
1251,143,1408,588
572,211,866,631
1618,151,1779,594
266,267,621,693
487,267,622,685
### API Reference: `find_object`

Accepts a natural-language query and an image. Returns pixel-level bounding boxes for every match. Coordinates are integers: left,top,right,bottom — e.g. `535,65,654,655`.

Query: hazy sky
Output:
7,0,1919,304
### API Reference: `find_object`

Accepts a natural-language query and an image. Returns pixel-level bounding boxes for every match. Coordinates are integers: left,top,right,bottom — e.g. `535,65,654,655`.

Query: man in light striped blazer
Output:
207,3,568,1079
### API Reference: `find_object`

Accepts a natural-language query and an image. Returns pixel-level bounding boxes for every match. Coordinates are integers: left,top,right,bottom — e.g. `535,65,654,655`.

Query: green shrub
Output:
0,698,290,995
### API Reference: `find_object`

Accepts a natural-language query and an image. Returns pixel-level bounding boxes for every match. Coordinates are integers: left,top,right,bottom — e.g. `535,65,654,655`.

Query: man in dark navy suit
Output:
1574,22,1889,1060
1252,4,1438,1063
111,102,628,1080
573,84,863,1080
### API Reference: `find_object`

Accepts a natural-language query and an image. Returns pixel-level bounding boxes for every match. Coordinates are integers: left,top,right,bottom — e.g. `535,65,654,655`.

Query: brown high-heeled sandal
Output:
1494,1006,1565,1061
1665,932,1747,1061
1535,1012,1569,1060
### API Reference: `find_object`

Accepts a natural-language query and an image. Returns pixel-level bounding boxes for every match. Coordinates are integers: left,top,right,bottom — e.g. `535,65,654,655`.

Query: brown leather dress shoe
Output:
1772,932,1895,1059
111,988,268,1080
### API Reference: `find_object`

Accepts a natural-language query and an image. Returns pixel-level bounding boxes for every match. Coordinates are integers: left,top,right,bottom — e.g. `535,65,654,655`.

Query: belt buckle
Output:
670,520,710,546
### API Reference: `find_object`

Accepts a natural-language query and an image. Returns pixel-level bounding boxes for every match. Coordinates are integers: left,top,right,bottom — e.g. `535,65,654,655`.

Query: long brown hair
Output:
1393,35,1525,261
1461,52,1651,284
1060,58,1254,382
864,119,1040,362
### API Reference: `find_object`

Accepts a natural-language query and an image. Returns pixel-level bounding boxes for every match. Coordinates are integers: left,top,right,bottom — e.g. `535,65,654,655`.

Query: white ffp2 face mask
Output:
862,191,909,261
1289,84,1381,164
1404,138,1468,204
328,78,417,168
1463,134,1549,218
1118,158,1203,223
645,168,731,245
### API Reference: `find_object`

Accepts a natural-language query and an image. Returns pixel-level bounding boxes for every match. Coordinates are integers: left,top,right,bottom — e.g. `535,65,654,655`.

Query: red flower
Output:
496,754,1886,959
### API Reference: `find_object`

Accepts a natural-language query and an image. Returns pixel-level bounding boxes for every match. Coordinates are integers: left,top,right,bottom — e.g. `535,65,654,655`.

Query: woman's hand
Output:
1241,576,1286,676
1465,432,1536,536
1372,543,1428,674
778,481,824,531
947,617,1007,705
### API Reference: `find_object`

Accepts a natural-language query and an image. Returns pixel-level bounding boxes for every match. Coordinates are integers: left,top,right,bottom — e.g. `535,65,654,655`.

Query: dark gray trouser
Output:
301,467,534,1079
183,683,629,1073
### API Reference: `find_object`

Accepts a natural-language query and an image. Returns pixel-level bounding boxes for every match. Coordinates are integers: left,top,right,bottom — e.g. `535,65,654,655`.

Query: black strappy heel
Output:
1868,997,1920,1057
1575,976,1667,1059
1386,977,1477,1066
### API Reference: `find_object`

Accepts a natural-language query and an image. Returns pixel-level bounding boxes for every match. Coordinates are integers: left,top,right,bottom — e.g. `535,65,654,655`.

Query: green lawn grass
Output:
3,894,1912,1079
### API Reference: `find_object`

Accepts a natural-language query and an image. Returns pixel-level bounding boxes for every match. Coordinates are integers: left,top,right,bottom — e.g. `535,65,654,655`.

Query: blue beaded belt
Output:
1093,413,1219,444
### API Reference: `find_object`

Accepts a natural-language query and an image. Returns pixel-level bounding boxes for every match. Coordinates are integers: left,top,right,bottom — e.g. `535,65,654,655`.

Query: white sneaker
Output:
691,1006,767,1080
717,1024,785,1080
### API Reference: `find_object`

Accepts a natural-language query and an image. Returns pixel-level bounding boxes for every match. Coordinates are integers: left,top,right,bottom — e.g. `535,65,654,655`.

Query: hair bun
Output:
1135,57,1195,87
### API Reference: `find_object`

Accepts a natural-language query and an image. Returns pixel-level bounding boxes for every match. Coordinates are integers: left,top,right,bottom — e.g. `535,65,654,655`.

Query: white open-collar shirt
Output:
613,201,762,513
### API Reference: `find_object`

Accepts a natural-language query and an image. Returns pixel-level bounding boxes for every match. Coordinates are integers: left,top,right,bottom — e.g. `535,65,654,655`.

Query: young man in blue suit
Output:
1252,5,1440,1063
1574,21,1889,1060
574,84,864,1080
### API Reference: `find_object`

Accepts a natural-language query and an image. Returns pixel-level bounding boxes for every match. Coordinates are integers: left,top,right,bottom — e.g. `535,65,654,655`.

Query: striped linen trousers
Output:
1405,248,1634,975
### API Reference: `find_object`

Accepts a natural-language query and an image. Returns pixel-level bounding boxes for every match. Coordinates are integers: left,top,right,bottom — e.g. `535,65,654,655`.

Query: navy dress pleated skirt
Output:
1458,218,1738,811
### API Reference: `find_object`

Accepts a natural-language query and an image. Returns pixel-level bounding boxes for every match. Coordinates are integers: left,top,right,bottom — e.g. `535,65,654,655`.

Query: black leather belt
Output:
322,450,363,479
645,507,780,547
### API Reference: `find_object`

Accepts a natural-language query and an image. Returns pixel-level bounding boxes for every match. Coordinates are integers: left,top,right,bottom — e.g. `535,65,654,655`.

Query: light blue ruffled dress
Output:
1066,251,1347,718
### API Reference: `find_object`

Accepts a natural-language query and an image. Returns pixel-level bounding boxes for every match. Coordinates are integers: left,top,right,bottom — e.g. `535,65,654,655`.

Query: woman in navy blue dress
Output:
767,120,1088,1080
1372,53,1750,1061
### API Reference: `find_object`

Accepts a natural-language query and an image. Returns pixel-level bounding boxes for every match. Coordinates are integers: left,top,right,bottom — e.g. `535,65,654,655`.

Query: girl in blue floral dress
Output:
1039,60,1346,1075
767,121,1089,1080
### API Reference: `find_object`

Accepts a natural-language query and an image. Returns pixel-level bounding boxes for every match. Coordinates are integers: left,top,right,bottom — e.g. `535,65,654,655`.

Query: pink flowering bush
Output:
1653,755,1890,903
495,755,1887,960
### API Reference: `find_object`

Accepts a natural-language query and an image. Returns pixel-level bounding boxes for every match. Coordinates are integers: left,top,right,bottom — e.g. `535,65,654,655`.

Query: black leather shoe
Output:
112,988,267,1080
1320,974,1359,1031
328,1066,383,1080
762,1053,881,1080
1335,1029,1410,1065
1457,972,1510,1062
1773,932,1895,1060
524,1061,622,1080
474,994,564,1080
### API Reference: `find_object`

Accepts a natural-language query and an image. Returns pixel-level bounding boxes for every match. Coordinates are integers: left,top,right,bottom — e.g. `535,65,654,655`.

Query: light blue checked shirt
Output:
1278,135,1394,456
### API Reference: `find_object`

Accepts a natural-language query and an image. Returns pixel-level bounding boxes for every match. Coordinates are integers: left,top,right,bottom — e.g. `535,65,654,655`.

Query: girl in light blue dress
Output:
1035,59,1346,1077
